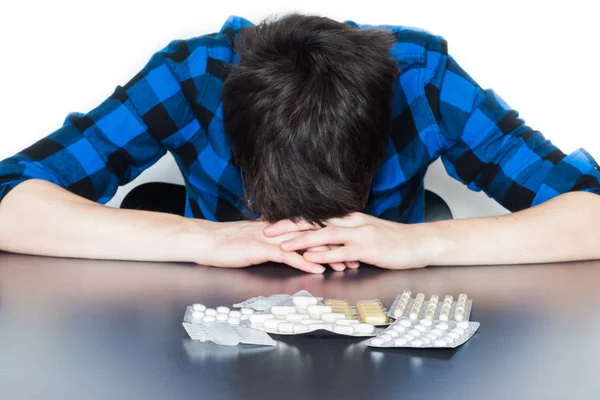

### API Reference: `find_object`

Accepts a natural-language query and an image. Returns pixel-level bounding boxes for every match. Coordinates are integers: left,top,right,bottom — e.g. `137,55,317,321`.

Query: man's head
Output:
222,14,399,224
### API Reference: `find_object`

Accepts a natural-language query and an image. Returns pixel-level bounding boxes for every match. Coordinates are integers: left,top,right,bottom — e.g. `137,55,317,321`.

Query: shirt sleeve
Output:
430,46,600,212
0,39,198,205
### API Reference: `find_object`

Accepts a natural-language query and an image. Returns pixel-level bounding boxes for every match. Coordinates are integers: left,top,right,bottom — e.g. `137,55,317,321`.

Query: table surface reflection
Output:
1,253,600,399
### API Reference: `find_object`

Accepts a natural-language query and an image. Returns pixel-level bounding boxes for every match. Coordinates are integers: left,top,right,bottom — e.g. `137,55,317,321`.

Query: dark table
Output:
1,253,600,399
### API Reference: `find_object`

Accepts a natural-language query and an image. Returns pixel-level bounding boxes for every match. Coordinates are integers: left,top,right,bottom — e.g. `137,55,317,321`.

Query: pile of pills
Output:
248,295,376,336
391,291,472,322
188,303,254,326
369,318,477,348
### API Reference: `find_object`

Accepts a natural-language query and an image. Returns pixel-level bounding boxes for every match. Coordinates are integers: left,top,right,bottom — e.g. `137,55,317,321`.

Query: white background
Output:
0,1,598,218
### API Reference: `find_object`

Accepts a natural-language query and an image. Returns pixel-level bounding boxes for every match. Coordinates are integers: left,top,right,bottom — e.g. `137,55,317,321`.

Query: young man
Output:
1,14,600,274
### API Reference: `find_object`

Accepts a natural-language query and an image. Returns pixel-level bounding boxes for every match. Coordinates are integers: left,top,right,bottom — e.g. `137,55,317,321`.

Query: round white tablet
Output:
202,315,216,323
398,319,412,328
408,329,422,337
204,308,217,316
217,306,230,314
447,332,461,340
385,329,399,338
402,333,416,341
415,324,429,332
227,317,241,325
228,310,242,318
241,308,254,315
191,311,204,319
425,332,439,341
421,336,432,345
419,319,433,327
457,321,470,329
392,325,407,333
410,339,424,347
394,337,408,346
292,296,319,307
436,322,449,331
192,304,206,311
430,328,444,336
379,334,393,342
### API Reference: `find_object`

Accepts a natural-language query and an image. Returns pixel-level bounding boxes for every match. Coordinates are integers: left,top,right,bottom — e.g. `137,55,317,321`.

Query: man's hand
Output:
196,219,327,273
264,212,436,270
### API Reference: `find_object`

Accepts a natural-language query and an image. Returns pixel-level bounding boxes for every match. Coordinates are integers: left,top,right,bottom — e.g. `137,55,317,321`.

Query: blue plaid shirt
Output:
2,15,600,222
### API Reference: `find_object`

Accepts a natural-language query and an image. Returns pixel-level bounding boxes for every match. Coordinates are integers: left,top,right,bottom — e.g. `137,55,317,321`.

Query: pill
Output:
216,306,230,314
271,306,296,315
421,336,432,345
228,310,241,318
458,293,468,302
379,334,393,342
385,329,399,338
321,313,346,322
293,324,309,334
415,293,425,302
335,319,359,325
415,324,429,332
411,339,424,347
444,336,456,345
300,319,325,325
452,327,467,335
308,323,334,332
284,313,308,323
324,299,349,306
202,315,216,323
264,319,284,329
419,319,433,327
357,299,383,306
447,332,461,340
434,339,448,347
241,308,254,315
425,333,439,340
436,323,449,331
430,328,444,336
457,321,470,329
205,308,217,316
454,306,466,314
402,333,416,341
443,295,454,304
439,313,449,321
240,314,250,321
307,305,332,315
370,337,386,346
333,325,355,335
216,313,229,321
278,322,295,333
293,296,319,307
455,313,465,322
192,303,206,311
424,308,436,319
407,328,421,337
392,325,407,333
227,317,240,325
191,311,204,319
429,295,439,303
353,324,375,334
393,304,407,318
399,319,413,327
249,313,274,323
360,313,388,325
394,337,408,346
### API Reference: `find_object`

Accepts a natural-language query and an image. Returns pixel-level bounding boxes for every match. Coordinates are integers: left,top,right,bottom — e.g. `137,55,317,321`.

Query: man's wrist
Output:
170,217,216,263
412,221,456,266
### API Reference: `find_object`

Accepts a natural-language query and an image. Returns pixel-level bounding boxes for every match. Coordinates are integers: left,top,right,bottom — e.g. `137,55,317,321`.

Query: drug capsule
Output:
285,313,310,323
192,303,206,311
353,324,375,334
191,311,204,319
204,308,217,316
216,313,229,322
306,305,332,315
293,296,319,307
249,313,274,324
216,306,230,314
394,337,408,346
321,313,346,322
333,325,355,336
228,310,241,318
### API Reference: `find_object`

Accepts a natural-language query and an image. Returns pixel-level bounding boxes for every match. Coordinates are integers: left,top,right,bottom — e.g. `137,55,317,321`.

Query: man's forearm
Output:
424,192,600,265
0,179,207,262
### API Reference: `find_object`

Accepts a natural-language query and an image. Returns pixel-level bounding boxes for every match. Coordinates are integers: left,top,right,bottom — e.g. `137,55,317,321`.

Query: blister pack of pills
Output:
183,303,275,346
389,291,473,322
243,292,380,337
368,318,479,348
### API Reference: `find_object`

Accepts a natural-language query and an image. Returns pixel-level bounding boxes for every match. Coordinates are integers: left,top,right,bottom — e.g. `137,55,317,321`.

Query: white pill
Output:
419,319,433,327
249,313,274,323
436,323,449,331
421,336,432,345
285,313,310,322
300,319,325,325
278,322,295,333
241,308,254,315
240,314,250,321
431,328,444,336
202,315,216,323
457,321,470,329
439,314,449,321
394,337,408,346
452,327,467,336
379,334,393,342
308,323,334,332
353,324,375,334
216,306,230,314
408,329,422,337
271,306,296,315
415,324,429,332
204,308,217,316
227,317,240,325
216,313,229,321
385,329,399,338
444,336,456,345
264,319,284,329
335,319,359,326
434,339,448,347
306,305,332,315
447,332,461,340
293,324,309,334
410,339,424,347
455,313,465,322
228,310,242,318
192,303,206,311
321,313,346,322
402,333,416,341
333,325,355,336
191,311,204,319
392,325,407,333
399,319,413,327
296,307,309,314
425,332,439,340
293,296,319,307
370,337,386,346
